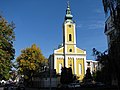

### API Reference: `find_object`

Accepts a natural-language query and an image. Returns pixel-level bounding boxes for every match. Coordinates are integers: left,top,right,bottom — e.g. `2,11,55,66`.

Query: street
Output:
0,87,3,90
0,87,118,90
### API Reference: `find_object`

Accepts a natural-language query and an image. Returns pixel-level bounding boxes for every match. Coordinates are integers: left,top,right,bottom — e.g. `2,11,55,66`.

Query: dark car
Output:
17,83,25,90
57,84,69,90
4,84,15,90
95,82,105,87
67,83,81,88
57,83,81,90
81,81,95,88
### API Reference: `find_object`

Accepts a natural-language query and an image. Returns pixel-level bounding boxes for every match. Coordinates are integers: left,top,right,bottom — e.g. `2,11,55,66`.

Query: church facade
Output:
49,3,98,81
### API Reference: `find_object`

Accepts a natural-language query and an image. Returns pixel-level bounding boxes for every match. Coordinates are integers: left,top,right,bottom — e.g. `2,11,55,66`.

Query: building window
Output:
59,64,62,74
69,34,72,41
79,64,82,75
69,25,71,28
69,49,72,52
87,62,90,66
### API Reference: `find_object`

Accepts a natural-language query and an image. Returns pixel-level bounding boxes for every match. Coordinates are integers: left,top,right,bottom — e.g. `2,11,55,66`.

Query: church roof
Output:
65,1,73,21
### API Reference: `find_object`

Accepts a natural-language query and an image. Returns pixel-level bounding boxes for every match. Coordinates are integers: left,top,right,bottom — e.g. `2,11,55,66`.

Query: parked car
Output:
81,81,95,87
68,83,81,88
57,83,81,90
4,83,15,90
95,82,105,87
57,84,69,89
0,80,6,85
17,83,25,90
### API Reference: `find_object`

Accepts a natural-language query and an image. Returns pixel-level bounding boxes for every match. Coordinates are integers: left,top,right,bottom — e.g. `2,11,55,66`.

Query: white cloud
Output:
94,9,103,14
77,20,104,30
88,21,104,30
76,24,82,28
87,21,104,30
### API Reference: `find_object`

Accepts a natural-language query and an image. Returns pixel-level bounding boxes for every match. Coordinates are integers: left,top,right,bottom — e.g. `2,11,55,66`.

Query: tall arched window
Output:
79,64,82,75
69,49,72,52
69,34,72,41
59,64,62,74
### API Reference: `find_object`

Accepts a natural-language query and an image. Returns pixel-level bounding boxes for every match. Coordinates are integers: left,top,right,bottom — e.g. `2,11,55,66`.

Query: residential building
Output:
105,16,119,85
104,16,116,48
86,60,99,74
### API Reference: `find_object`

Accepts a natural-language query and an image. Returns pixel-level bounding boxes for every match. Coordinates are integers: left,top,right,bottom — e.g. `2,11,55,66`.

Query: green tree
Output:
0,16,15,80
16,44,47,84
102,0,120,87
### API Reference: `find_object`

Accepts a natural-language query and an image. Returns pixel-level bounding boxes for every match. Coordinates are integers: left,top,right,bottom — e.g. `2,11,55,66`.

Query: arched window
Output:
69,34,72,41
59,64,62,74
79,64,82,75
69,49,72,52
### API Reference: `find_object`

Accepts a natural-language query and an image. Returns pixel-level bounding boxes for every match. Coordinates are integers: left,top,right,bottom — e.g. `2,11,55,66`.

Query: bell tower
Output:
63,1,76,67
50,1,87,80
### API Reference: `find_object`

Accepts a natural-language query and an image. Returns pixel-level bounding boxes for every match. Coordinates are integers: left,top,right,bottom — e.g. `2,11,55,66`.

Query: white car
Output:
68,83,81,88
0,80,6,85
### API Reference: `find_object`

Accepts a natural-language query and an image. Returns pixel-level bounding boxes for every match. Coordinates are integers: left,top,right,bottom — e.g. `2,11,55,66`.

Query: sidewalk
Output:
0,87,4,90
25,87,56,90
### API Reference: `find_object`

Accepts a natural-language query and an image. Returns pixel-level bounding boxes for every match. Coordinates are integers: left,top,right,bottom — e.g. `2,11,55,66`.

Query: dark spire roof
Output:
65,1,73,21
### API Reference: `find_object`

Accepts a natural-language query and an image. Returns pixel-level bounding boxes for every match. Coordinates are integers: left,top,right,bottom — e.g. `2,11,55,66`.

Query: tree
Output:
60,67,73,84
102,0,120,87
92,48,111,84
16,44,47,85
83,68,93,83
0,15,15,80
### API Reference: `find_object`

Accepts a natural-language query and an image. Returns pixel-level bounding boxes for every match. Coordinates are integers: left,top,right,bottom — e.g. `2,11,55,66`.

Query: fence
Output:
32,77,60,88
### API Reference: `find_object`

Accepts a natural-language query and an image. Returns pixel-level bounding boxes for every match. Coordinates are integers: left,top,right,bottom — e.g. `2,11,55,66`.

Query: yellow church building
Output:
49,2,98,81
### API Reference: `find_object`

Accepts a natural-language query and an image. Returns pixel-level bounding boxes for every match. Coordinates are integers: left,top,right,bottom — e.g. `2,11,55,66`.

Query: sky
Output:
0,0,107,60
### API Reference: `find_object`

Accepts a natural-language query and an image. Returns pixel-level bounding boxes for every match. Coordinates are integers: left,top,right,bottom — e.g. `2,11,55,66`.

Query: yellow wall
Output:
67,45,75,53
68,58,74,74
76,47,84,54
56,47,64,53
56,58,64,74
55,57,85,80
76,58,85,80
66,24,74,43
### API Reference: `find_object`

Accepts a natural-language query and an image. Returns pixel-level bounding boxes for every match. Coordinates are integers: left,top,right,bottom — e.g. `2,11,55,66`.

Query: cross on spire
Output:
67,0,70,8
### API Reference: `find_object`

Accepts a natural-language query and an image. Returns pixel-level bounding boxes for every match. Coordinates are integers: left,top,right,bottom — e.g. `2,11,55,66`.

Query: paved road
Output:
0,87,55,90
0,87,3,90
26,87,56,90
0,87,118,90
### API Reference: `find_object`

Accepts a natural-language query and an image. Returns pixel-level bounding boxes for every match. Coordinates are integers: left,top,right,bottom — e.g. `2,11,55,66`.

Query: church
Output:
49,2,98,81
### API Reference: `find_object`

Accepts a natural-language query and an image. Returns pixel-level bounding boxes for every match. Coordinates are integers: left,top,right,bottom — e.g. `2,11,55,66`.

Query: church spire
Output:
65,1,73,20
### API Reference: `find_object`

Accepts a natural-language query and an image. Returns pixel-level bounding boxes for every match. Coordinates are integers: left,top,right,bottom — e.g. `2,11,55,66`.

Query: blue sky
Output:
0,0,107,60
